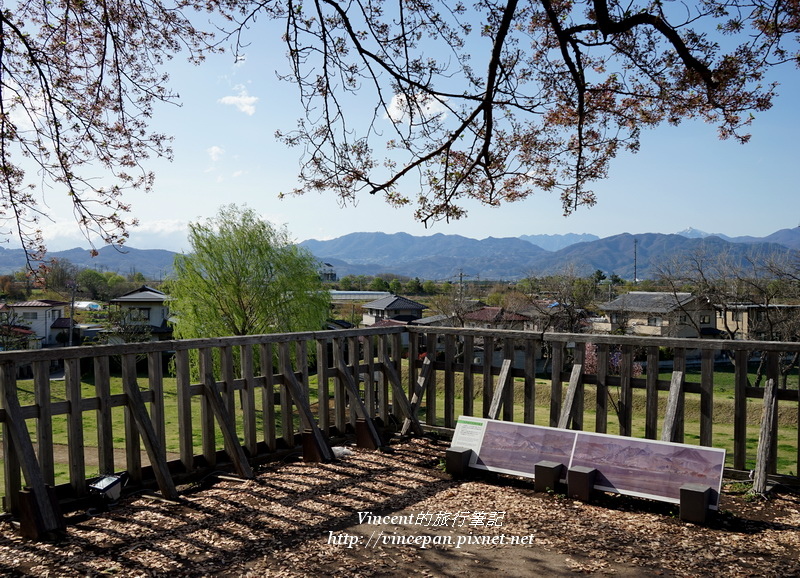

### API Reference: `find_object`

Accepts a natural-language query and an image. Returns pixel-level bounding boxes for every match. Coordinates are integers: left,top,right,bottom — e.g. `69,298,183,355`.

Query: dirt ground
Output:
0,436,798,577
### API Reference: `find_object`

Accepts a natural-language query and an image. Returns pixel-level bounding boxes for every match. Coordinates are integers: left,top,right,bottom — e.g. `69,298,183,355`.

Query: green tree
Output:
169,205,330,338
405,277,423,295
422,280,437,295
389,279,403,294
369,277,389,292
77,269,108,301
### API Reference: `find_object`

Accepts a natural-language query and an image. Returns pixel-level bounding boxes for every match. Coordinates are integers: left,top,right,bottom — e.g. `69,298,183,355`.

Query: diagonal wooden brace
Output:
380,352,424,436
278,344,334,462
557,364,583,429
1,362,65,538
488,359,513,421
334,349,382,448
198,378,254,479
123,373,184,495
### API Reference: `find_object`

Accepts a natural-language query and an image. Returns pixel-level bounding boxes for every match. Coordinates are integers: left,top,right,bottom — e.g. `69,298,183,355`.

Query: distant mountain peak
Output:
676,227,710,238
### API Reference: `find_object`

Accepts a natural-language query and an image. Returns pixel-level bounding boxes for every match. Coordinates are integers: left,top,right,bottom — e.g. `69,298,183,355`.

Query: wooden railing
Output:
0,325,798,528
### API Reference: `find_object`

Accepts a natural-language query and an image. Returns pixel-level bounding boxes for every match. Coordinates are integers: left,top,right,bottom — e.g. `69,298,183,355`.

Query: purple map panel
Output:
452,417,726,508
475,420,577,476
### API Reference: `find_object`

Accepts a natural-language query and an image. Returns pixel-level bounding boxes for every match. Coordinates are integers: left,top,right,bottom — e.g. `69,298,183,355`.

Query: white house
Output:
0,299,69,347
108,285,172,340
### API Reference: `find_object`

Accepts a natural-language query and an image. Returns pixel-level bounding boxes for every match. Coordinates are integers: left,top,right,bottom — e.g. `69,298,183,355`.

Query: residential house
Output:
361,295,426,326
520,301,591,334
716,303,800,341
595,292,715,338
0,299,69,347
108,285,173,341
463,306,529,331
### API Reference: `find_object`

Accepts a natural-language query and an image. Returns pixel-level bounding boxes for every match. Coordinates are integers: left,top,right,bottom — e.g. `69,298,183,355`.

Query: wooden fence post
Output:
753,378,778,494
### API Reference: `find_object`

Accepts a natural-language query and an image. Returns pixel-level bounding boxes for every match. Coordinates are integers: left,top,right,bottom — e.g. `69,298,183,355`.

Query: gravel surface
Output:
0,436,798,576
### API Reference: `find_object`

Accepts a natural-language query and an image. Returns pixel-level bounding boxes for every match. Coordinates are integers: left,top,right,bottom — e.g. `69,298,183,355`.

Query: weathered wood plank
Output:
33,361,55,486
550,343,564,427
364,334,376,420
332,338,346,434
198,348,217,467
279,343,333,461
487,359,513,421
700,349,715,447
122,355,143,484
175,349,194,472
240,344,258,456
644,346,659,440
444,333,456,428
335,348,382,448
661,370,684,443
379,351,423,436
463,335,475,417
220,345,236,425
572,343,585,430
673,349,686,441
618,345,633,437
198,360,254,479
316,338,330,433
502,339,515,423
482,336,494,419
92,356,114,476
259,343,276,452
753,377,777,494
733,349,748,470
122,359,180,497
425,332,437,426
558,364,584,430
523,339,536,425
400,355,432,436
147,351,167,463
0,361,63,534
278,343,297,445
596,343,608,434
377,334,390,422
64,358,86,495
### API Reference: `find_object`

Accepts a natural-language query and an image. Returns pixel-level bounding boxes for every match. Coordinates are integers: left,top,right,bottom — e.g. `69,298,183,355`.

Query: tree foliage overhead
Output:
2,1,799,262
169,204,330,338
259,0,799,222
0,1,217,263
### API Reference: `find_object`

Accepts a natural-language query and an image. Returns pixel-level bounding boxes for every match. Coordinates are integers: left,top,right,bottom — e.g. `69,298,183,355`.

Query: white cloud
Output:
207,145,225,162
385,93,448,124
218,85,259,116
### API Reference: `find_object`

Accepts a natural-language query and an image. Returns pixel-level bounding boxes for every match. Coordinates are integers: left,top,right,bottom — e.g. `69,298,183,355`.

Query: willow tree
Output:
169,205,330,339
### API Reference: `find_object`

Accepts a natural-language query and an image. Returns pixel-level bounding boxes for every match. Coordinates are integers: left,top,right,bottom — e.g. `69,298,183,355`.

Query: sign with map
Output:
451,417,726,508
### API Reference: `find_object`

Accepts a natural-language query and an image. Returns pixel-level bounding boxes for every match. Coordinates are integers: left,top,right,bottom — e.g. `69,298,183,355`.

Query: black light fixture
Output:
89,473,128,502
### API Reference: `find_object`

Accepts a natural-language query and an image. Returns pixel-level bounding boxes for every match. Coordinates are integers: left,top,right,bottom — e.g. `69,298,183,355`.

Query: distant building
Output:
319,263,338,282
0,299,68,347
108,285,173,340
361,295,426,326
717,303,800,341
595,292,715,338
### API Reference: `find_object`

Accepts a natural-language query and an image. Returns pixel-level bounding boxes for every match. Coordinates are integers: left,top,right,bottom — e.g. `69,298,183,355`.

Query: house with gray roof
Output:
595,292,714,338
108,285,173,340
361,295,426,326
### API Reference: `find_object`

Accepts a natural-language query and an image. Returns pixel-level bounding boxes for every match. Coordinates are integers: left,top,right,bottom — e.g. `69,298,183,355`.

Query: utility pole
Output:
68,280,77,347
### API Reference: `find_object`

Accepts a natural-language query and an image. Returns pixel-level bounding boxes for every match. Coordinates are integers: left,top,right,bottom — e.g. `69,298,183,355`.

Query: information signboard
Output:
451,417,726,508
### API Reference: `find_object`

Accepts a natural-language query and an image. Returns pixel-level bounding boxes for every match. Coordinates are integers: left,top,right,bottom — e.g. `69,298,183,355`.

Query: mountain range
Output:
1,227,797,281
301,229,800,281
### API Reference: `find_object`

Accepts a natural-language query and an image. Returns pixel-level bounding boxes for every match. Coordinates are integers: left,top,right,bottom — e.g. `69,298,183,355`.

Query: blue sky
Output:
40,27,800,253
